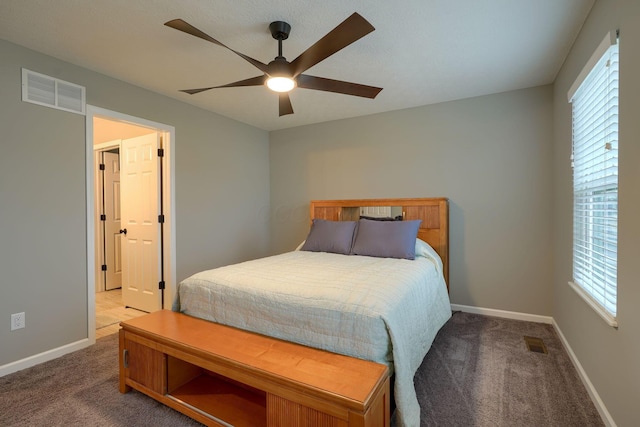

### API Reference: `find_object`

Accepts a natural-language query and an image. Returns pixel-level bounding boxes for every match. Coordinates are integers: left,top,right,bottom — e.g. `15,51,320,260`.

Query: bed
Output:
173,198,452,427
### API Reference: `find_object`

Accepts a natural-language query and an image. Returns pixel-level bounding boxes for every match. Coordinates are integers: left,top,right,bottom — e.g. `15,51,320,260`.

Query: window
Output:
567,31,619,327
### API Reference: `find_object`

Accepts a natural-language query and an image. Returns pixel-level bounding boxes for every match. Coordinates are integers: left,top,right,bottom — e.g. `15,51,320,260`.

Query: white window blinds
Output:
569,32,619,324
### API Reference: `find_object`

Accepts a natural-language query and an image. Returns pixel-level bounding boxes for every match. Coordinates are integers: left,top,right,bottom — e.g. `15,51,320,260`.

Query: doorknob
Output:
119,228,127,235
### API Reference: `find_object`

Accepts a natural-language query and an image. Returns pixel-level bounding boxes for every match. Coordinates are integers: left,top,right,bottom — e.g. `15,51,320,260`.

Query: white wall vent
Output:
22,68,86,115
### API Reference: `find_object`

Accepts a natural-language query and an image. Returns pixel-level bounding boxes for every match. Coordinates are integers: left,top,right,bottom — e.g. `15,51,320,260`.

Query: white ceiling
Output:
0,0,593,131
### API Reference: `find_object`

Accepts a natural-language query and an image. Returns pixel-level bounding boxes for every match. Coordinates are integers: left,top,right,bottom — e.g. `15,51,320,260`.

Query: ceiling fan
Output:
164,13,383,117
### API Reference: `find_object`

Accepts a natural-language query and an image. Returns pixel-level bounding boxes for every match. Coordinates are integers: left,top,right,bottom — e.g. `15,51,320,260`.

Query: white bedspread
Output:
173,248,451,427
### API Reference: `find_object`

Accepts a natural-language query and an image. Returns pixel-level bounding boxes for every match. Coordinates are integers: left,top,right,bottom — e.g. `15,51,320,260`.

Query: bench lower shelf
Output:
168,370,267,426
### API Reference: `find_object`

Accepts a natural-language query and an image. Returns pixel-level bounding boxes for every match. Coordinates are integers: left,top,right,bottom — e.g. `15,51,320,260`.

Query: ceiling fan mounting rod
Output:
269,21,291,58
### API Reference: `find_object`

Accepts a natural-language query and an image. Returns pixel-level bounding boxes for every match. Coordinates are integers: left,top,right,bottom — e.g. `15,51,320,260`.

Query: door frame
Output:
85,105,176,344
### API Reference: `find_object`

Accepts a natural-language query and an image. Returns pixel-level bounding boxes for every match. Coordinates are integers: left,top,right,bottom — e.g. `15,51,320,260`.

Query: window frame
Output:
567,31,619,328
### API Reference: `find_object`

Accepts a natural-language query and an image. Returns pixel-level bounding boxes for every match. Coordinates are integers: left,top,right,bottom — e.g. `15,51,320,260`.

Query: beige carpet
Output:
0,333,201,427
0,312,604,426
414,312,604,426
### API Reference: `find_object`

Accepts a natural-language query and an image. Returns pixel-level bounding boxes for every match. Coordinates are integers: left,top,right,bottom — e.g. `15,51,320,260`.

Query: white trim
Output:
553,320,617,427
86,114,97,342
0,339,89,377
567,30,617,102
567,281,618,328
450,303,553,324
85,105,177,346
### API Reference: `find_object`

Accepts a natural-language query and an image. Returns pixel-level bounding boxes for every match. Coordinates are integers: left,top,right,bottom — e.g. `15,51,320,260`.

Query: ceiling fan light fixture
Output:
266,76,296,92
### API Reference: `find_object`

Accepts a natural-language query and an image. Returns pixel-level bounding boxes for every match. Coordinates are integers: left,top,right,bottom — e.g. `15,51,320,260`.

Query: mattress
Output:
173,242,451,427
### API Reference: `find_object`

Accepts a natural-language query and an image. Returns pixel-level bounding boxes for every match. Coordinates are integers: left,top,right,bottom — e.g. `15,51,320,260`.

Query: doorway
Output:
86,106,175,343
95,145,123,292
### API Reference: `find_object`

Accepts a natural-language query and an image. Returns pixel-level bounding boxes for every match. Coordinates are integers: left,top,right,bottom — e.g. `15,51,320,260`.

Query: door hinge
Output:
99,163,105,170
159,281,165,290
100,214,106,221
157,148,164,157
158,214,165,224
101,264,107,271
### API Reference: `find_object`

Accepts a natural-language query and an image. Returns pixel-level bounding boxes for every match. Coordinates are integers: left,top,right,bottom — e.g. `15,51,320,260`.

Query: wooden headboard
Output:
309,198,449,290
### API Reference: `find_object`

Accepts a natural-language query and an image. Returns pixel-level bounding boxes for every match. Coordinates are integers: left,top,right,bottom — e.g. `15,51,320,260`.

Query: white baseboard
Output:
552,320,617,427
0,338,91,377
451,303,553,324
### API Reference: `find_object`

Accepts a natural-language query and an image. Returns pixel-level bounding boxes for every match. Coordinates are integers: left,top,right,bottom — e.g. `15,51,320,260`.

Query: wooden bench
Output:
119,310,390,427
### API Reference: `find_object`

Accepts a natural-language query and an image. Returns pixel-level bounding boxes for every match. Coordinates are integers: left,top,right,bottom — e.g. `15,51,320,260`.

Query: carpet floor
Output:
415,312,604,426
0,312,604,426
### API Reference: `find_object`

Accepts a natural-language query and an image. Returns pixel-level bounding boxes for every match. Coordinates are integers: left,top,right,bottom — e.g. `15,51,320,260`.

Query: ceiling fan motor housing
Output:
269,21,291,40
267,56,292,78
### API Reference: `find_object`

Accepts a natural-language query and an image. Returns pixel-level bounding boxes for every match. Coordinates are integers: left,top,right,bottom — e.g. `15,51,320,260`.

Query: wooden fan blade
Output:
165,19,269,73
180,75,267,95
180,87,216,95
296,74,382,99
290,13,374,77
279,93,294,116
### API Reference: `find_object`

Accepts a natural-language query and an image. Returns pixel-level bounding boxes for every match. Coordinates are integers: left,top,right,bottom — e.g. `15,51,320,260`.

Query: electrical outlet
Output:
11,312,25,331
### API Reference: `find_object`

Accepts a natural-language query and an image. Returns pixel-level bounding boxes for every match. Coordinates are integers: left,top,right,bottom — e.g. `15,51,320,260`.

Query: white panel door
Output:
120,133,161,312
103,151,122,290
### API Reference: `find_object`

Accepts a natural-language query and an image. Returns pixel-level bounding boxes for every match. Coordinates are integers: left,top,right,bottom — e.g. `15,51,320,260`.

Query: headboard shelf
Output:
309,198,449,290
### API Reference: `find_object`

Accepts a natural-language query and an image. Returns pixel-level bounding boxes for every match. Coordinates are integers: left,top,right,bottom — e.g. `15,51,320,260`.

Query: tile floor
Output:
95,289,147,339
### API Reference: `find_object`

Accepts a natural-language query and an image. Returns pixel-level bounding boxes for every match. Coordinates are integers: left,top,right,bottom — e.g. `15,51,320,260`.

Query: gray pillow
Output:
351,219,422,260
300,219,357,255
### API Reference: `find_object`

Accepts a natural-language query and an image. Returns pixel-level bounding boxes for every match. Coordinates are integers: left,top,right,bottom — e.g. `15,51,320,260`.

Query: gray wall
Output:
553,1,640,425
3,4,636,421
269,86,554,315
0,39,270,366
